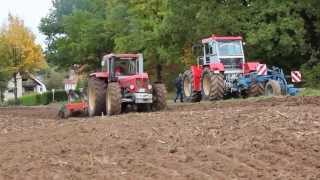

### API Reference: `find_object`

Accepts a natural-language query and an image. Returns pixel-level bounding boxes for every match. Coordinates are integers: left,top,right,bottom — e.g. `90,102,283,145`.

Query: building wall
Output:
4,74,23,101
65,83,76,92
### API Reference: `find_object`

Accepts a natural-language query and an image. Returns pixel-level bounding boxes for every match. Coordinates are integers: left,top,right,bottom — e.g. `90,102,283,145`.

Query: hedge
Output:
4,90,70,106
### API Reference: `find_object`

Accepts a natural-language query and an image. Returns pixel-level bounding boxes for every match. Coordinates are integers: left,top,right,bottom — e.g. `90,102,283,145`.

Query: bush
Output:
20,94,38,106
299,88,320,96
53,90,68,102
4,90,77,106
14,90,68,106
5,99,20,106
301,64,320,89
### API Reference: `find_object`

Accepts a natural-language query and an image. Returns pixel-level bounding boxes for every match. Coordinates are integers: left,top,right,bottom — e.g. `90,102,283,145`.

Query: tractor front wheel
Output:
201,68,212,100
152,83,167,111
265,80,282,96
88,77,107,117
183,70,201,102
106,83,122,116
209,73,225,101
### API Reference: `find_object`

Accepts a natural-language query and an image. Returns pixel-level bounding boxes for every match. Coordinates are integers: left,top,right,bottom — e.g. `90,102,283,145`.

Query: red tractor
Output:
87,53,167,116
183,34,258,102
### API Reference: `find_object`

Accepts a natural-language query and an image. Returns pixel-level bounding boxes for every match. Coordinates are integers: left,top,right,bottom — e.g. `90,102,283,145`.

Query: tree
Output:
0,15,46,103
39,0,112,69
43,68,67,90
40,0,320,88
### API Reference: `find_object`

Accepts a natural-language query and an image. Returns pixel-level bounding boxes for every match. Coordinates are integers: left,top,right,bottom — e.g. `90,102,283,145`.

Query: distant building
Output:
64,69,78,92
4,73,47,101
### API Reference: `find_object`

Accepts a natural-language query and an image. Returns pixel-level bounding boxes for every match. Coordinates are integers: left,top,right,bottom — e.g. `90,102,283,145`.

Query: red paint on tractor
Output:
202,34,243,43
90,72,108,78
105,53,140,59
118,73,150,93
65,101,88,113
209,63,225,72
243,62,260,74
191,66,202,92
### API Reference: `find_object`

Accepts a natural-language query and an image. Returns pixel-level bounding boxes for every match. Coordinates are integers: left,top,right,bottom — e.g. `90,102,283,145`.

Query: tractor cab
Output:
200,35,245,73
101,53,144,79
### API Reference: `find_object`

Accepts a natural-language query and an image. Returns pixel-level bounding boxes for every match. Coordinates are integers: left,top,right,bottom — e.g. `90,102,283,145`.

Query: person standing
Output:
174,73,184,103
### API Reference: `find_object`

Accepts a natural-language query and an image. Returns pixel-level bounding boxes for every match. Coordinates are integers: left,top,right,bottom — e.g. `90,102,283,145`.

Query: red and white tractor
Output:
87,53,167,116
183,34,259,102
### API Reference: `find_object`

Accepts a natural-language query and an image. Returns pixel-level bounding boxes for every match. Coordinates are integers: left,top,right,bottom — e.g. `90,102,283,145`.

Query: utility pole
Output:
11,46,22,105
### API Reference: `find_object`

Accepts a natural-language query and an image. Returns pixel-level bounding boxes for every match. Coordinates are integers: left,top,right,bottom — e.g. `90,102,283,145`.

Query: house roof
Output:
28,74,46,87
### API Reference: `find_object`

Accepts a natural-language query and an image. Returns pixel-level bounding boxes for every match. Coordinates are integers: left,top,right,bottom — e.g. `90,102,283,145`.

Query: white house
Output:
64,69,78,92
4,73,47,101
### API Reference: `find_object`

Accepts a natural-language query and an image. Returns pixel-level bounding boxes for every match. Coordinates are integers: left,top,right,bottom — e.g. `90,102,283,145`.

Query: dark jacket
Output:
175,76,183,91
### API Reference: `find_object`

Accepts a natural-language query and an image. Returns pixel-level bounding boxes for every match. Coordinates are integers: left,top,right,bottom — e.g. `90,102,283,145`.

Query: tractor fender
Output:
243,62,260,74
191,65,202,92
209,63,225,73
90,72,108,79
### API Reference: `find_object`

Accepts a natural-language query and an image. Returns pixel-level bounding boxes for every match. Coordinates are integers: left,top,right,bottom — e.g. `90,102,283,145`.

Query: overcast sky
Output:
0,0,53,47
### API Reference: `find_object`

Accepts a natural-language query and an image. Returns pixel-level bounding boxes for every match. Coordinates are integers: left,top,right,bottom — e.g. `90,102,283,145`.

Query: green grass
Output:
298,88,320,96
167,91,176,100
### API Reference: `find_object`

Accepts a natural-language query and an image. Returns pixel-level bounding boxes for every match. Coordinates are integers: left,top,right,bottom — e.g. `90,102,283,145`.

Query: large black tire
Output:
201,68,212,100
183,70,201,102
265,80,282,96
248,82,265,97
88,77,107,117
106,83,122,116
152,83,167,111
209,73,225,101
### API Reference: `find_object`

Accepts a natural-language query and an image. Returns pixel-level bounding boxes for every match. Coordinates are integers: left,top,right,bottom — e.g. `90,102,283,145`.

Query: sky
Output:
0,0,53,47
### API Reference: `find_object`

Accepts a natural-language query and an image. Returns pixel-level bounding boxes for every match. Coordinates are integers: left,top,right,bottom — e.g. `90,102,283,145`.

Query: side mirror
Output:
192,43,203,56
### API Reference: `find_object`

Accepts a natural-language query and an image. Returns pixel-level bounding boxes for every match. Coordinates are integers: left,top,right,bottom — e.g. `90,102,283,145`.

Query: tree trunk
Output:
0,88,2,103
13,73,18,105
156,63,162,83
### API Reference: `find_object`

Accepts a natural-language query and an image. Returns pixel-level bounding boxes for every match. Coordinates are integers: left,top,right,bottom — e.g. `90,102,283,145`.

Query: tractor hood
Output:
117,73,151,92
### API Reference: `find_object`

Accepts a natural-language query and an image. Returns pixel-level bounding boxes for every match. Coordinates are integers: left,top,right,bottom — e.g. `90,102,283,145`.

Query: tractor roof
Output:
202,34,243,43
104,53,140,59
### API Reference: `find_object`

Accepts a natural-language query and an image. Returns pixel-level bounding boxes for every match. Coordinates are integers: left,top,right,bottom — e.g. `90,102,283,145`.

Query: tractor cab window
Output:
218,41,243,56
101,59,108,72
208,42,217,55
204,43,211,55
114,58,138,76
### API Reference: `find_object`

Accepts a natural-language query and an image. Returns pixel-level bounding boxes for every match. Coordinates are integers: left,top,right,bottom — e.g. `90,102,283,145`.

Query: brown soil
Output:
0,97,320,180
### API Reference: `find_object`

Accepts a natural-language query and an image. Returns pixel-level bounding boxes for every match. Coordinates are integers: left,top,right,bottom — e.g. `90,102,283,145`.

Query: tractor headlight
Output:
129,85,135,90
148,84,153,90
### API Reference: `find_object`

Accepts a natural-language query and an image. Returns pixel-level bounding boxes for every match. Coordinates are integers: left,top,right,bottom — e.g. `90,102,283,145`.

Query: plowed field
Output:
0,97,320,180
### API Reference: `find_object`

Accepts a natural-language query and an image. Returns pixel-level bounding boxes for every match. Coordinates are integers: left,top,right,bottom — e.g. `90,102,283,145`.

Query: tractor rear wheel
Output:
152,83,167,111
201,68,212,100
106,83,122,116
265,80,282,96
183,70,201,102
248,82,265,97
209,74,225,101
88,77,107,117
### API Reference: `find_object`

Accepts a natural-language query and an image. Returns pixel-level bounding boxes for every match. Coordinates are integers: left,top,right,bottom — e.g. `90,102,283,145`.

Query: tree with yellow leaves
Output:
0,15,46,103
